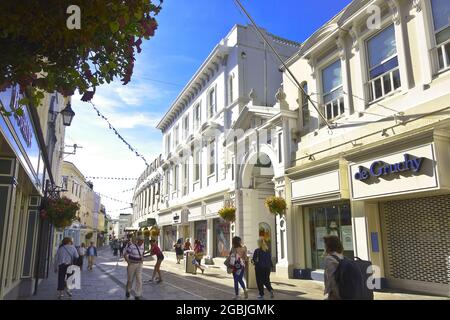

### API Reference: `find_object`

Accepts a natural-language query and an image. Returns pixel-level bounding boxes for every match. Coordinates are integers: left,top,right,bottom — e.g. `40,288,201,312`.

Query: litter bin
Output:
245,254,257,289
185,250,196,274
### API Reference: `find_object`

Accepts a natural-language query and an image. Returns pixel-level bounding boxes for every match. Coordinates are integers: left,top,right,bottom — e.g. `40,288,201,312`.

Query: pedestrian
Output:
54,237,79,299
252,239,274,300
323,235,344,300
124,235,144,300
227,236,248,300
183,238,192,251
174,239,184,264
193,240,205,274
120,240,126,257
113,239,119,256
77,243,86,271
86,241,97,271
149,239,164,283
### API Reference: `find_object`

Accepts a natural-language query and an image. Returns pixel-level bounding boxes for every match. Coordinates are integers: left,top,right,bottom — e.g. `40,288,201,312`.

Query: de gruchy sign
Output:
354,154,425,181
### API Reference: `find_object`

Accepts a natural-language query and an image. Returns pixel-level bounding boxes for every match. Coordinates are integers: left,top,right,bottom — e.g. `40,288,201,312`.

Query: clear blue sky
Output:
66,0,353,216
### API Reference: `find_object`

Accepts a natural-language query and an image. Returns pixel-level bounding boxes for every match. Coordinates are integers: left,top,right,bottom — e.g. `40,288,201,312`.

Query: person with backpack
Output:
323,235,372,300
228,236,248,300
252,239,274,300
54,237,79,299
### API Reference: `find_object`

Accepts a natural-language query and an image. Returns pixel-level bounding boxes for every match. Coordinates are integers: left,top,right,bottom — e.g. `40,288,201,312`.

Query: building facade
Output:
281,0,450,296
0,88,69,299
132,24,300,261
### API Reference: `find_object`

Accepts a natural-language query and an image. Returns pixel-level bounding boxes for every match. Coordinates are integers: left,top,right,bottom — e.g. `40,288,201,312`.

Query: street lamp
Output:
60,102,75,126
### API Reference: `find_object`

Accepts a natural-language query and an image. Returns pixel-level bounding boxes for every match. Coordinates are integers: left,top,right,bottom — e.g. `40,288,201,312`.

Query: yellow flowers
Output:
265,196,287,216
218,207,236,222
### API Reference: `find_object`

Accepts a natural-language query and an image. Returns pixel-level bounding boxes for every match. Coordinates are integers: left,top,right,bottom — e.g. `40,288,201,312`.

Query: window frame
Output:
194,102,201,131
428,0,450,72
194,148,201,182
320,58,345,121
208,86,217,119
208,138,216,176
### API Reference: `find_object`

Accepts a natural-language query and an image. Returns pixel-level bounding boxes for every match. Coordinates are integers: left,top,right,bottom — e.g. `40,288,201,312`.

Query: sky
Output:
65,0,353,218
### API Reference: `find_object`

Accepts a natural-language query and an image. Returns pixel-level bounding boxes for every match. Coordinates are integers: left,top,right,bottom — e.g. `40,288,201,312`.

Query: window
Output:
431,0,450,70
208,88,216,118
278,132,283,163
183,115,189,139
194,148,201,182
173,165,179,193
208,139,215,175
173,126,179,147
301,83,310,127
194,103,201,130
366,24,400,101
322,60,344,120
228,75,234,104
182,161,189,196
61,176,68,190
166,134,171,155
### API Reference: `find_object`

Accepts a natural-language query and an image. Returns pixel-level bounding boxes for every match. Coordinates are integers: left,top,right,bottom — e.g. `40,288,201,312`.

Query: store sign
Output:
349,144,438,200
354,154,424,181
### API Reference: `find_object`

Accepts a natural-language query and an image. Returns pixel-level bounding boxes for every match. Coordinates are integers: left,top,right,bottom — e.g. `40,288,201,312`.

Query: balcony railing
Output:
324,96,345,121
436,38,450,72
368,67,401,102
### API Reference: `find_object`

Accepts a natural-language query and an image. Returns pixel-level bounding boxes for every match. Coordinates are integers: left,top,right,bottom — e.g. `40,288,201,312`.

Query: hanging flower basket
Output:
218,207,236,222
85,232,93,240
265,196,287,216
143,228,151,238
149,226,160,238
41,196,80,228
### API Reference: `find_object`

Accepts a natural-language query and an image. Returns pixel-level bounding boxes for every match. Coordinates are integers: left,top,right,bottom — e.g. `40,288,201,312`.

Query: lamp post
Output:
60,102,75,126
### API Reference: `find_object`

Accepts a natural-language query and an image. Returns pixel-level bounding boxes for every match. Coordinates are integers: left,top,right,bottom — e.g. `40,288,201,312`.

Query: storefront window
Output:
163,225,177,251
305,202,354,270
214,218,230,257
195,220,207,249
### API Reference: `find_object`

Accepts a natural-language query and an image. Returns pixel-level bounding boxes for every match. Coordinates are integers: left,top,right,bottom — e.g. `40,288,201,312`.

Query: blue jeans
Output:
233,268,246,295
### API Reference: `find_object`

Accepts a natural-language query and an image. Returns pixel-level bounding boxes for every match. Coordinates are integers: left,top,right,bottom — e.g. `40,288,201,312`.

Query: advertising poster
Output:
215,219,230,257
315,227,327,250
340,225,354,251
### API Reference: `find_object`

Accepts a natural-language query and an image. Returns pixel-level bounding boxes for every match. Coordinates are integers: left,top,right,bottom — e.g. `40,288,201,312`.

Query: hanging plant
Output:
143,228,151,238
85,232,93,240
41,196,80,228
218,207,236,222
149,226,160,238
265,196,287,216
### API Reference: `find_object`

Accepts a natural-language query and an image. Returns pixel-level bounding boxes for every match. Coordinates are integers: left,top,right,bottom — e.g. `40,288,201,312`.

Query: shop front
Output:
289,160,351,280
213,218,230,258
348,135,450,297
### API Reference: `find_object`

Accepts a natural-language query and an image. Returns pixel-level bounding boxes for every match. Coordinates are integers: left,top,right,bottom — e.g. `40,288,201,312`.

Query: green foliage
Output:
41,196,81,229
85,232,93,240
0,1,162,114
218,207,236,222
265,196,287,216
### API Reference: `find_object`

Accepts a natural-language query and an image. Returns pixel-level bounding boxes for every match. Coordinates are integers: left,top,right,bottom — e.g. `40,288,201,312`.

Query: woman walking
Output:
228,236,248,300
193,240,205,274
77,243,86,271
183,238,192,251
54,237,79,299
174,239,184,264
252,239,274,300
149,239,164,283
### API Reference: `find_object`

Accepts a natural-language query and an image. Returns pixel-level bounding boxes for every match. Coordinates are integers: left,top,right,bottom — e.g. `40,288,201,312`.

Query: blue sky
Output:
66,0,352,217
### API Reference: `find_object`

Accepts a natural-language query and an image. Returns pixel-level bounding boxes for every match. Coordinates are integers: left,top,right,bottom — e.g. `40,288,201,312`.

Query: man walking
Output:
124,235,144,300
86,242,97,271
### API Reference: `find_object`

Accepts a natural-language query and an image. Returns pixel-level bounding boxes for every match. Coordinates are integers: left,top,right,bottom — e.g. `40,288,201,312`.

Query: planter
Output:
218,207,236,222
264,196,287,216
41,196,80,229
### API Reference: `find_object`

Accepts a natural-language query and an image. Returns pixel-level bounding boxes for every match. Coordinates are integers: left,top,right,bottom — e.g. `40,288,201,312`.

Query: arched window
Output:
301,82,310,127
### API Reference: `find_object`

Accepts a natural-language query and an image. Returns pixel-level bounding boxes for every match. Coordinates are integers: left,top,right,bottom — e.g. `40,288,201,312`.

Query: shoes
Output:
270,291,274,299
232,295,239,300
201,268,204,274
257,295,264,300
57,293,64,300
156,279,162,284
125,291,130,298
244,290,248,299
65,289,72,297
135,296,141,300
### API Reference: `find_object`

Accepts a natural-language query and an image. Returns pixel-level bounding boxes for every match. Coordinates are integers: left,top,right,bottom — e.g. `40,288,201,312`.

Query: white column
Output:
414,0,433,85
207,218,214,257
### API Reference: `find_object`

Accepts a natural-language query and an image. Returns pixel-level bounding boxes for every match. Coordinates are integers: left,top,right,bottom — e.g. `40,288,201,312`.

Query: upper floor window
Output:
194,103,201,130
183,115,189,140
61,176,68,190
228,75,234,104
173,125,179,147
431,0,450,71
166,134,171,155
208,139,216,175
301,82,310,127
182,161,189,196
367,24,400,102
194,148,201,182
208,87,216,118
322,59,344,121
173,165,179,193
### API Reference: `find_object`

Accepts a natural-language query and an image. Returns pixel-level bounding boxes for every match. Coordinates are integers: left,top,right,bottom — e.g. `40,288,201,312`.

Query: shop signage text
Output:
354,154,424,181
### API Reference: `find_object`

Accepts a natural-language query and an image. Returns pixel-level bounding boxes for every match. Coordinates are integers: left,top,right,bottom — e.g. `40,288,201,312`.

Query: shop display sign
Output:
354,154,424,181
340,226,353,251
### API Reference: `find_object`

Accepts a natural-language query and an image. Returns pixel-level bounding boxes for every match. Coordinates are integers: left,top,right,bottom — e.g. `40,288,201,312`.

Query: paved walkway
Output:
26,247,448,300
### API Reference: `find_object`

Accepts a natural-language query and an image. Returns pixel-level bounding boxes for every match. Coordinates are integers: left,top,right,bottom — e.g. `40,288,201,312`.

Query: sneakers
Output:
243,290,248,299
156,279,163,284
135,296,141,300
257,295,264,300
232,295,240,300
125,291,130,298
270,291,274,299
65,289,72,297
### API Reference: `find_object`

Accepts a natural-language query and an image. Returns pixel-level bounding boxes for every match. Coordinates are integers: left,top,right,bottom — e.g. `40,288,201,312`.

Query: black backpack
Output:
331,255,374,300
